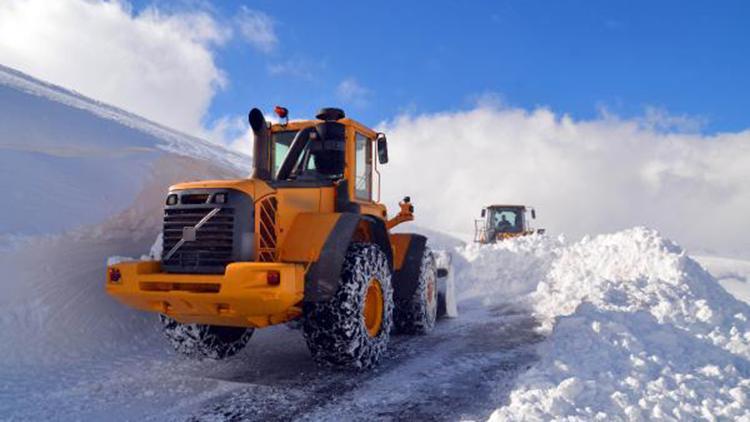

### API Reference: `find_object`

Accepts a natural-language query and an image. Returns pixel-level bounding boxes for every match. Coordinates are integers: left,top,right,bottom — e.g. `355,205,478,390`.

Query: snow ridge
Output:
0,64,248,172
468,228,750,420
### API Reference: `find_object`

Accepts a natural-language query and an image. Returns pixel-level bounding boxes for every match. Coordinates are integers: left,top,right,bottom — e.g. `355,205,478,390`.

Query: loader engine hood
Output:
161,179,274,274
168,178,274,199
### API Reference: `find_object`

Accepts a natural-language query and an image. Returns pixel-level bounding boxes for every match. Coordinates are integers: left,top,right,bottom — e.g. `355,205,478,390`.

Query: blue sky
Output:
135,0,750,134
1,0,749,251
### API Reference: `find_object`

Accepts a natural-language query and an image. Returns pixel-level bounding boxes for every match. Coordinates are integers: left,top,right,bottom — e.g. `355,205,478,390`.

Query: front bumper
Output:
106,261,305,328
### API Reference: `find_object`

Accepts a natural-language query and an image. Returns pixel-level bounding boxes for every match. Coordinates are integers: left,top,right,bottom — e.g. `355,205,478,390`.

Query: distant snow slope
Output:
456,229,750,420
0,65,248,366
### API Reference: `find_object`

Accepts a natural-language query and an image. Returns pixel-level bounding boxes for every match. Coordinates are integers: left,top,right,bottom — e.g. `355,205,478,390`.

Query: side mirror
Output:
436,268,449,278
531,209,536,219
481,209,486,218
377,133,389,164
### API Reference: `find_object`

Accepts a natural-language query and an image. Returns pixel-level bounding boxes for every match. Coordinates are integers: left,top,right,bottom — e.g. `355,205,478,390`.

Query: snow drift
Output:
455,228,750,420
0,65,247,366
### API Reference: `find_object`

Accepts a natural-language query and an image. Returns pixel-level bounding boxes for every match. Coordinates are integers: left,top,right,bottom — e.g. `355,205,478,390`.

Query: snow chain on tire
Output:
302,242,394,369
394,247,438,335
159,315,254,360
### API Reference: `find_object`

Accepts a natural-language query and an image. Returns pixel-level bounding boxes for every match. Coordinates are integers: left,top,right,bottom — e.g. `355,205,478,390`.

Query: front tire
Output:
394,248,438,334
302,243,394,369
159,315,254,360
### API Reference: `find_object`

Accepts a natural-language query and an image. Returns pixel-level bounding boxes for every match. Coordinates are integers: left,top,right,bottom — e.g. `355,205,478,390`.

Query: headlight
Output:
213,192,227,204
166,194,178,206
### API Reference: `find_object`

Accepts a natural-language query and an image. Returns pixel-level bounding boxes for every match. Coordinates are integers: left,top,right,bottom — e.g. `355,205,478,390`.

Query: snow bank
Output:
459,228,750,420
0,66,246,366
458,234,565,305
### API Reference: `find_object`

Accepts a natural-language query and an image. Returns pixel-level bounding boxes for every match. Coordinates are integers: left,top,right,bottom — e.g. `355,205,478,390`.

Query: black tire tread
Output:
394,248,438,335
160,315,253,360
302,242,394,369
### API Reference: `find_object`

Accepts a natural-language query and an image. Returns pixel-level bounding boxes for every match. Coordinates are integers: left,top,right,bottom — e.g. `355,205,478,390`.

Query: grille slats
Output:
162,206,235,272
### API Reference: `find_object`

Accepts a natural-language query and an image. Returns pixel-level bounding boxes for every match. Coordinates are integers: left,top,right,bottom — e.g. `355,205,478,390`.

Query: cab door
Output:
351,130,387,220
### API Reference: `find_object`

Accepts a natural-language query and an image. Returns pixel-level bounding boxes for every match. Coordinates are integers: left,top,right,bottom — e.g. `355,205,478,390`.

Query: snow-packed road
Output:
1,300,542,421
194,304,540,421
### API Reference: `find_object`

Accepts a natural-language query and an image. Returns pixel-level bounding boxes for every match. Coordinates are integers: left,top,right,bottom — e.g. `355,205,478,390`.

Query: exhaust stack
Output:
248,108,272,181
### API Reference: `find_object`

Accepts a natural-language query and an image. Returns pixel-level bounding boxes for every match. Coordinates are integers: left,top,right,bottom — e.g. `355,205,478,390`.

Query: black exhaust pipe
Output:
248,108,272,181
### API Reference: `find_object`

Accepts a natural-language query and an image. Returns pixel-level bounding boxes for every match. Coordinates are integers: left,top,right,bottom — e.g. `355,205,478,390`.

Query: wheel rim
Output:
363,279,384,338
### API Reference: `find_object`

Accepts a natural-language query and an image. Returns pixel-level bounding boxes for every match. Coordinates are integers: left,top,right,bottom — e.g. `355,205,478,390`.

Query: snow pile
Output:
0,65,246,366
458,234,565,305
471,228,750,420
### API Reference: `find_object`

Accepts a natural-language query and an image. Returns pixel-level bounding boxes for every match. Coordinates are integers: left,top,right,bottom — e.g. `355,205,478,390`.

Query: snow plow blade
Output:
106,260,305,328
434,250,458,317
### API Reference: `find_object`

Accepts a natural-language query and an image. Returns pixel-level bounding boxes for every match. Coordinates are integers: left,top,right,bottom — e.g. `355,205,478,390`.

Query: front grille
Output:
181,193,210,204
162,207,235,272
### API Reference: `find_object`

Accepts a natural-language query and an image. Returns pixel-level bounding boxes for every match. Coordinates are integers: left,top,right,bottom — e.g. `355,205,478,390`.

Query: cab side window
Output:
354,132,372,200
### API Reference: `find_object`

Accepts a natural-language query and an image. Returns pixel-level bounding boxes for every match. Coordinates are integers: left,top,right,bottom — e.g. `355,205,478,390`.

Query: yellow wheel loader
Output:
474,204,545,244
106,107,446,369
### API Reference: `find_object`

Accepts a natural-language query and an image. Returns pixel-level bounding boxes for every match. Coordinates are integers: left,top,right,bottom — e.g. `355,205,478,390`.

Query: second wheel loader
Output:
106,107,452,369
474,204,545,244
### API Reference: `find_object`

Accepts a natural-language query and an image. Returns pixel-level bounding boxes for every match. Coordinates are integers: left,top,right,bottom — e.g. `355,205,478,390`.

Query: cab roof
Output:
271,118,378,139
487,204,527,210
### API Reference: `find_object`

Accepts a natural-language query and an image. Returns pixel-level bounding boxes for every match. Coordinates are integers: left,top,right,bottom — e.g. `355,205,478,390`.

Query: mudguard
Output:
281,212,393,302
390,233,428,301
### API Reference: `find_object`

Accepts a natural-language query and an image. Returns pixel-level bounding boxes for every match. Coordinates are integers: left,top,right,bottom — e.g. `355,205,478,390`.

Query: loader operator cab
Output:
281,132,345,182
475,204,545,243
273,128,345,183
268,108,382,197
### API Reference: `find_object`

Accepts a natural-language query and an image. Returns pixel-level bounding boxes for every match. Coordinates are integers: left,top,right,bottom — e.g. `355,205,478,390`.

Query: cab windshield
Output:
272,123,346,183
490,208,523,233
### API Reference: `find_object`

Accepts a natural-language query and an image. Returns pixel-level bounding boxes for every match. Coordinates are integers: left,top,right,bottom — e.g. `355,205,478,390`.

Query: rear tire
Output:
159,315,253,360
394,248,438,334
302,242,393,369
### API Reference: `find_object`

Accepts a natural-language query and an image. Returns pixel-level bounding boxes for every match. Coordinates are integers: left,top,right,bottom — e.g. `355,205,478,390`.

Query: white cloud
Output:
206,114,252,156
267,57,324,80
236,7,277,53
0,0,232,136
379,105,750,257
337,77,370,108
639,105,707,133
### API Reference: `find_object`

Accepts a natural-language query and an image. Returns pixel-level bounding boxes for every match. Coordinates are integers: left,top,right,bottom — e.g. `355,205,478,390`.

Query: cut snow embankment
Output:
0,65,247,367
455,228,750,420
